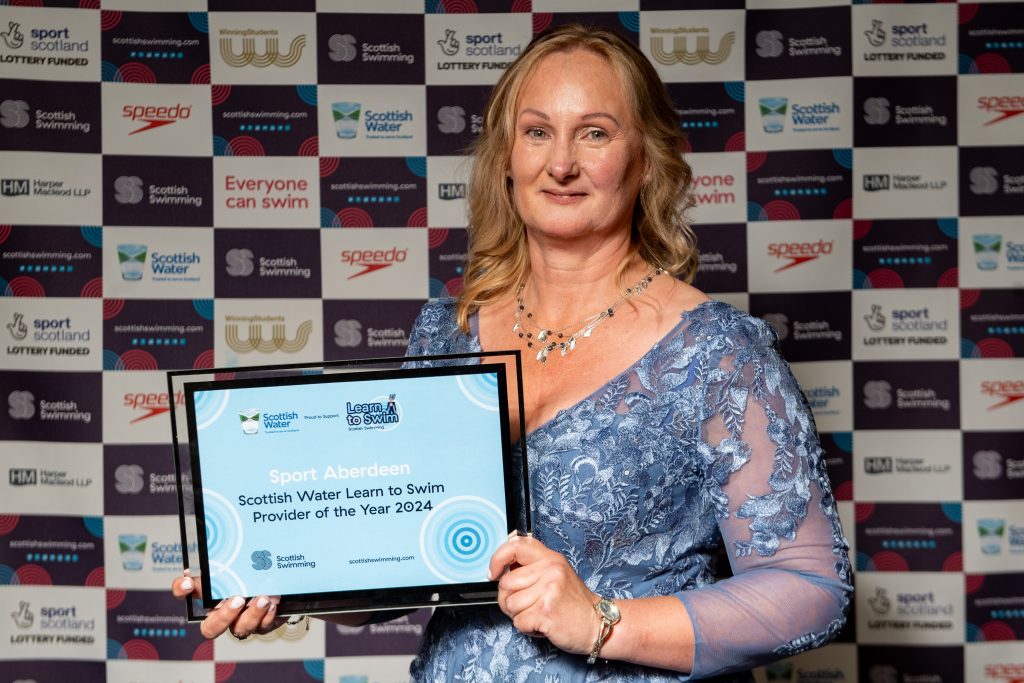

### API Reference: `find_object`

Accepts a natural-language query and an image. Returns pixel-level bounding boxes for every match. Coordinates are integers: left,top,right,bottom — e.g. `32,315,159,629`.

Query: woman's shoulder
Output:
677,297,779,352
407,297,479,356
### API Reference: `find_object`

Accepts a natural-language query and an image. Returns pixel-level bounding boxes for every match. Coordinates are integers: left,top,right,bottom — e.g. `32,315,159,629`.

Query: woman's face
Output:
508,49,645,245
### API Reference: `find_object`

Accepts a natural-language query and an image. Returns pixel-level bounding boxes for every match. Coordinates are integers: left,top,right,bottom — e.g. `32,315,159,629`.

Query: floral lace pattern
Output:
406,299,851,682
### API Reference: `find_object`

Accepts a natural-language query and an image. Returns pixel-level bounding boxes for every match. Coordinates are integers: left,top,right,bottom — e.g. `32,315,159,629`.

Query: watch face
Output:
598,599,620,622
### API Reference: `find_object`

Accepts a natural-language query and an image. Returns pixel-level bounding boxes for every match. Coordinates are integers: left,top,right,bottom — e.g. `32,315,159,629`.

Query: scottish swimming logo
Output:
346,393,401,431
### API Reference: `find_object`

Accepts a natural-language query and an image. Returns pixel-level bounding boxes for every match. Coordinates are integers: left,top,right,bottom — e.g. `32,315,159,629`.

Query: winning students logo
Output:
650,29,736,66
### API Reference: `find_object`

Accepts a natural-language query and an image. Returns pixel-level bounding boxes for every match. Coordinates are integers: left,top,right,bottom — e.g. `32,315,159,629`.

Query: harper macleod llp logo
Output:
650,27,735,66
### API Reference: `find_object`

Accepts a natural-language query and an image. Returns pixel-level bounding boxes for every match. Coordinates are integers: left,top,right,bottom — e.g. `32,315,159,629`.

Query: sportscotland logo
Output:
865,20,886,48
240,409,260,434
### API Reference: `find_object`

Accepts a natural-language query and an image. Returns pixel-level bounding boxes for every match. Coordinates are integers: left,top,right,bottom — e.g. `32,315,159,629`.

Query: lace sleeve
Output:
675,317,852,679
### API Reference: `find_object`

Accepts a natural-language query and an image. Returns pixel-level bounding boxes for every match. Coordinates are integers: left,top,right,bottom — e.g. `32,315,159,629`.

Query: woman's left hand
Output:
488,534,599,655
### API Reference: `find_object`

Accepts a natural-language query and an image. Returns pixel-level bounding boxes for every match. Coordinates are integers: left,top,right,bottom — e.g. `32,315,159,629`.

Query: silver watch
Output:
587,597,621,664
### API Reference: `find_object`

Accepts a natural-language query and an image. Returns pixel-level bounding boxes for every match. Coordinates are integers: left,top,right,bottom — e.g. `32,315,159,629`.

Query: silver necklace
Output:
513,268,662,364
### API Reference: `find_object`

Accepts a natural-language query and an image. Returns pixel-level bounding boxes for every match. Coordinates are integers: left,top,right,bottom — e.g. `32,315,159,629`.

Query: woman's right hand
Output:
171,570,284,640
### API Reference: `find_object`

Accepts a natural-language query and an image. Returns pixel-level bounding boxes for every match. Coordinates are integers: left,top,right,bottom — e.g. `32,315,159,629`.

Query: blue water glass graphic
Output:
759,97,788,134
332,102,361,139
118,533,147,571
117,244,147,281
973,234,1002,271
978,518,1005,555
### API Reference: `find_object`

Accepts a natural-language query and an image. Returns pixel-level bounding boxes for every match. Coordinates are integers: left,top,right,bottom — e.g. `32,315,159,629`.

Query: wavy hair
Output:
455,23,698,332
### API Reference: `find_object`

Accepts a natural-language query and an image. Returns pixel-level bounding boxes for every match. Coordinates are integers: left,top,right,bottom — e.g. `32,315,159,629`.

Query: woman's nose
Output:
546,140,578,181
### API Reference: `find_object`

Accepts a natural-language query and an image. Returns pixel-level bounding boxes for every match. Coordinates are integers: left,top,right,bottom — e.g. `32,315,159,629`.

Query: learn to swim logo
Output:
977,95,1024,126
341,246,408,279
121,103,192,135
346,393,401,430
650,27,736,65
767,239,834,272
240,408,260,434
981,379,1024,410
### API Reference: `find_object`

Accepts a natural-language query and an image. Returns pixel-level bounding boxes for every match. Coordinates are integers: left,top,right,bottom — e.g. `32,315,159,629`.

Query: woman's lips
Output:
542,190,586,204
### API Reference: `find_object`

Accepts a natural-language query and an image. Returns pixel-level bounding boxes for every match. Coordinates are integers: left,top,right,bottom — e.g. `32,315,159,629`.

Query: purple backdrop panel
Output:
102,155,213,227
212,85,319,158
966,572,1024,642
102,299,213,371
959,3,1024,75
853,360,960,430
749,291,851,362
103,444,180,516
0,80,100,153
214,228,322,299
855,502,963,572
106,588,209,660
667,82,745,154
320,157,427,228
961,288,1024,359
960,146,1024,218
963,432,1024,501
100,11,210,85
858,645,964,683
1,661,106,683
692,223,748,293
426,84,491,156
853,219,958,290
745,6,851,80
0,370,101,442
326,609,431,656
427,227,467,299
747,149,853,221
317,13,424,85
821,431,853,502
533,12,638,43
0,514,104,586
322,299,425,361
0,226,103,298
853,76,956,148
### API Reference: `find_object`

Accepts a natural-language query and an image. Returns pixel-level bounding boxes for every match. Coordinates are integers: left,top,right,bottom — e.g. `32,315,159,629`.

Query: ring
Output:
230,630,249,641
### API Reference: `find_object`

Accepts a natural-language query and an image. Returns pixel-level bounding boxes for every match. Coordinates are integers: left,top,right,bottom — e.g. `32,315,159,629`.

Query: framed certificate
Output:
167,352,529,619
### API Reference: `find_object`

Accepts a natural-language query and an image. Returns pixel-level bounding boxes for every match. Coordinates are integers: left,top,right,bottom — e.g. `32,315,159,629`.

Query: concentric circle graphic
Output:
456,372,500,412
208,562,247,600
419,496,506,584
202,489,244,569
194,389,231,431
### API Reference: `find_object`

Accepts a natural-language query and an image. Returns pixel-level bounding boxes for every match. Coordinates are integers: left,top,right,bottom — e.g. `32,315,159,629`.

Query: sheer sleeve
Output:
675,316,852,679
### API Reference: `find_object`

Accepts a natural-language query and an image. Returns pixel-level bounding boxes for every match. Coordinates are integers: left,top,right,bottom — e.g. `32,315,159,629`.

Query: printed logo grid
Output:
1,2,1022,682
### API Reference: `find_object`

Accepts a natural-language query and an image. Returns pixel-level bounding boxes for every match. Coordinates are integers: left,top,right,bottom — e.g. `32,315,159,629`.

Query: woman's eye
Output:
586,129,607,141
527,128,547,139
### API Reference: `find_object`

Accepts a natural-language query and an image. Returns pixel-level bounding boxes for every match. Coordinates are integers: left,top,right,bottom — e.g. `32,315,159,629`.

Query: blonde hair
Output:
455,23,698,332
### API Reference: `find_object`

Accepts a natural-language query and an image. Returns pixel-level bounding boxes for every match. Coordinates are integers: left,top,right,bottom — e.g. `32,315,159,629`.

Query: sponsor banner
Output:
746,220,852,293
211,85,318,157
855,572,965,645
323,299,423,361
854,76,956,148
692,223,748,294
857,646,964,683
666,81,745,154
326,610,430,656
102,370,183,445
0,585,106,660
746,149,852,221
103,155,213,227
958,74,1024,148
1,151,101,225
426,155,470,228
0,6,100,82
854,431,962,503
101,83,212,156
213,619,325,662
103,228,214,300
212,156,319,228
852,289,959,361
106,660,214,683
966,642,1024,683
106,590,207,660
754,643,857,683
317,85,426,157
215,228,321,299
852,3,957,77
854,361,959,430
790,360,853,433
104,444,183,516
640,10,745,83
100,10,210,84
751,291,850,362
323,655,416,683
745,77,852,152
746,6,851,80
966,574,1024,643
959,218,1024,290
102,515,192,590
208,12,316,85
961,359,1024,431
0,514,104,586
320,228,428,300
534,12,639,43
960,146,1024,217
853,146,958,220
1,442,102,516
1,298,102,371
856,502,962,573
320,156,427,227
214,298,323,366
316,0,422,11
0,225,102,299
0,370,101,443
959,2,1024,76
962,289,1024,359
821,431,853,502
0,79,99,153
211,0,315,11
316,12,423,84
963,502,1024,574
963,432,1024,501
426,84,490,156
5,661,106,682
102,299,213,371
425,13,533,86
427,228,467,299
687,152,747,224
853,219,958,290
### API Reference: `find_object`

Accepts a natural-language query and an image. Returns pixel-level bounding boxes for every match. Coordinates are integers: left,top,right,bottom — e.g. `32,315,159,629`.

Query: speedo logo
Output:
340,247,407,279
121,104,192,135
767,239,833,272
123,390,185,423
981,380,1024,410
977,95,1024,126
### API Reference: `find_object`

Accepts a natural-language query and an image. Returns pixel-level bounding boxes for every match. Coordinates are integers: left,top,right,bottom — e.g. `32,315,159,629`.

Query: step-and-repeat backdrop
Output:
1,1,1022,682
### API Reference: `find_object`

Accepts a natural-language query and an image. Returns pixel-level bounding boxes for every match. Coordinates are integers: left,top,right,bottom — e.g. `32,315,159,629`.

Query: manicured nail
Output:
181,578,194,591
229,596,245,609
256,596,269,609
183,568,191,577
267,603,276,614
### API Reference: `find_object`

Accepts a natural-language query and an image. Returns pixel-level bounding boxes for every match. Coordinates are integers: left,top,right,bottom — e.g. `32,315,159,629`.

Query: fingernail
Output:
256,596,269,609
183,568,191,577
229,596,245,609
267,603,276,614
181,578,193,591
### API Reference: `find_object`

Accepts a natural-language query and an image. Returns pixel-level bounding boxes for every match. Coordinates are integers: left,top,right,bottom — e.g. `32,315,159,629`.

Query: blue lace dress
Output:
404,298,851,682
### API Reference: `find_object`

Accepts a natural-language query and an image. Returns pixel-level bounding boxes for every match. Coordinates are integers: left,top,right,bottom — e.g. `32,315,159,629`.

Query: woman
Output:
174,24,851,681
